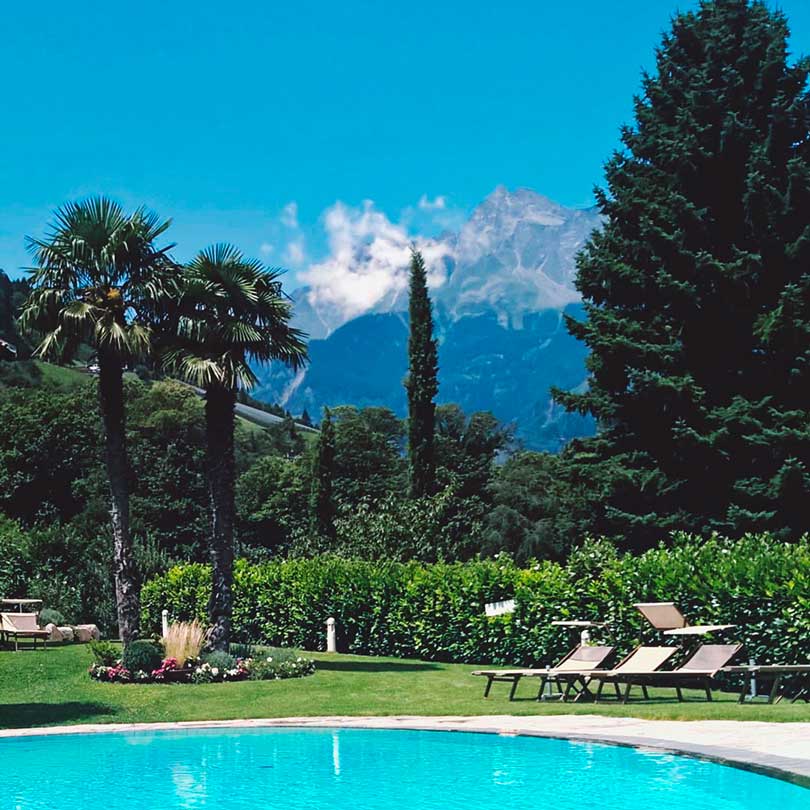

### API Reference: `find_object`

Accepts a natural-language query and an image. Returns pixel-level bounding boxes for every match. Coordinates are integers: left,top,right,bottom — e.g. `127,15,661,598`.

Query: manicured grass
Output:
33,360,90,389
2,642,809,729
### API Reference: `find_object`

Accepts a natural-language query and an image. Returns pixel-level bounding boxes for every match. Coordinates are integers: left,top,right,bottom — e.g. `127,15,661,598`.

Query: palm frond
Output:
20,196,177,363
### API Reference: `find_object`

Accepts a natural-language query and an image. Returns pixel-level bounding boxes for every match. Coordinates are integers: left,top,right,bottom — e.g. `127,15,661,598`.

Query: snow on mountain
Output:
254,187,602,450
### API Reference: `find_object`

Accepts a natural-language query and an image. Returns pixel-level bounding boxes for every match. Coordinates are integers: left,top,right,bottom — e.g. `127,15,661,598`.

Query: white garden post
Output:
161,609,169,639
326,617,337,653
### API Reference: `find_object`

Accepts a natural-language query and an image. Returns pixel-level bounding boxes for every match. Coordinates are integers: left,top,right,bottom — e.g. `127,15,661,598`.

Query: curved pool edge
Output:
2,715,809,788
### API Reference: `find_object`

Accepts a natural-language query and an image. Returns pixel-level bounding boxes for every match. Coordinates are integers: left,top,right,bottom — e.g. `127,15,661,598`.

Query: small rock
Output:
74,625,99,643
58,625,75,643
44,623,64,643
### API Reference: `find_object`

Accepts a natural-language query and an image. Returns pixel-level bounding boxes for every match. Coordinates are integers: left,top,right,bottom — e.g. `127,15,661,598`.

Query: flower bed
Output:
88,648,315,685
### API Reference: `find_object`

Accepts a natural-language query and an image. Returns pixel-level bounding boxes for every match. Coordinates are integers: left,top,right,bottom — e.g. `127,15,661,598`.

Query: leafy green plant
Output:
89,639,119,666
202,650,236,670
142,534,810,667
245,649,315,680
38,608,65,627
121,640,163,674
229,642,255,660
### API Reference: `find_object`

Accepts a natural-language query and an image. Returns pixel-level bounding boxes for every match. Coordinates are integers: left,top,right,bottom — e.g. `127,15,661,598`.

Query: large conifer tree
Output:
555,0,810,548
310,407,337,542
405,249,439,498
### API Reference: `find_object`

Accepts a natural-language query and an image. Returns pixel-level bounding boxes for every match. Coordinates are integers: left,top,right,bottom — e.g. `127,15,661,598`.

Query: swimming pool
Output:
1,727,807,809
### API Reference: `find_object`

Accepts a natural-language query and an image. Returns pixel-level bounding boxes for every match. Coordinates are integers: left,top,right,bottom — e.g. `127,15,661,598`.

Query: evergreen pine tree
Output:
554,0,810,548
300,408,313,427
405,248,439,498
309,407,337,542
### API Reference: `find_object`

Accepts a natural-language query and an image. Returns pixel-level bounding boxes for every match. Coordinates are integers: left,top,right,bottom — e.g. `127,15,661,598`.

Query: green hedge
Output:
141,534,810,666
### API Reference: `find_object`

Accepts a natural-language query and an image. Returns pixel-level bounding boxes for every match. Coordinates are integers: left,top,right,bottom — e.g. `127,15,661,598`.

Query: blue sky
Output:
3,0,810,286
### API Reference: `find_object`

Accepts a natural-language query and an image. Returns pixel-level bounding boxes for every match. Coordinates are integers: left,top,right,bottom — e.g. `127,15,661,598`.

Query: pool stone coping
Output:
2,715,809,788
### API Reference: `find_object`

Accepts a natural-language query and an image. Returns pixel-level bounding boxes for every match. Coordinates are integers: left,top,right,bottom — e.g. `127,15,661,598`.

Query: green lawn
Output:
2,643,809,729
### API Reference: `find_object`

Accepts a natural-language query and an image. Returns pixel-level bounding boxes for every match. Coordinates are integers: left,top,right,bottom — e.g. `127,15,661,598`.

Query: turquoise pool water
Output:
1,727,807,810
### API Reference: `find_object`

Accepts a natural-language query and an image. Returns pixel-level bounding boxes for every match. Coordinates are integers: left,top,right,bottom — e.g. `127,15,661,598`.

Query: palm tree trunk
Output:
98,348,139,644
205,384,237,650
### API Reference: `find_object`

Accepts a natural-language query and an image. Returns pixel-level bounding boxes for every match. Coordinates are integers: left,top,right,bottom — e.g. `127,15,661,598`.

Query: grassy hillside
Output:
0,359,315,439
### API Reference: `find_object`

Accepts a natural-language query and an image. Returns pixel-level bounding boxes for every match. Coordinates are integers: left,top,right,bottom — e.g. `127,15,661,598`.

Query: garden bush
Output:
142,533,810,666
201,650,237,670
89,639,119,666
38,608,65,627
122,640,163,674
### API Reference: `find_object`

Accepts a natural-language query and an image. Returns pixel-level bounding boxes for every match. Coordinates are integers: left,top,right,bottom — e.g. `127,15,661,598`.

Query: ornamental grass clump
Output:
163,620,209,667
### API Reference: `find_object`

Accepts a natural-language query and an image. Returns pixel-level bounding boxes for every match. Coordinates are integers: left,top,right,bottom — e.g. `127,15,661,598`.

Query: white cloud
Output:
284,237,306,266
281,201,299,229
299,199,454,323
418,194,447,211
260,242,274,256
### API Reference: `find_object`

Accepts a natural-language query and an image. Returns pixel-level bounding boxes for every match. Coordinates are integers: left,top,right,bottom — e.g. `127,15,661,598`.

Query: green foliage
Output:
308,408,336,543
229,642,255,659
555,0,810,549
244,648,315,680
0,515,29,598
435,405,512,498
126,380,208,558
405,249,438,498
201,649,237,670
89,639,119,666
331,482,486,562
484,450,613,562
331,406,405,504
38,608,65,627
236,455,309,553
121,640,163,674
142,535,810,666
0,270,32,357
0,384,100,524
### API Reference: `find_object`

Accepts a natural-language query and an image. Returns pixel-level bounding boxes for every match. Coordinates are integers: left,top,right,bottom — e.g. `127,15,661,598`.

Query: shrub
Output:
202,650,237,670
121,640,163,675
163,620,208,666
142,534,810,666
245,649,315,680
229,642,255,659
89,639,119,666
38,608,65,627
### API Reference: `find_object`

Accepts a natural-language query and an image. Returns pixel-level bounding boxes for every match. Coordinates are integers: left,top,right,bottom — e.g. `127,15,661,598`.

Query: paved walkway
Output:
2,715,809,784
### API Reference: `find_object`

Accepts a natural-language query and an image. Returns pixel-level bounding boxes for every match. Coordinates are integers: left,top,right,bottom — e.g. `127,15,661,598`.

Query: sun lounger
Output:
613,643,743,702
472,644,615,700
0,612,50,652
634,602,736,636
562,645,680,702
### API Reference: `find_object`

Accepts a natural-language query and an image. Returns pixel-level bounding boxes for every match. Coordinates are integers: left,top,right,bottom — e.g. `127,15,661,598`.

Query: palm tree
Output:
166,244,307,649
20,197,176,643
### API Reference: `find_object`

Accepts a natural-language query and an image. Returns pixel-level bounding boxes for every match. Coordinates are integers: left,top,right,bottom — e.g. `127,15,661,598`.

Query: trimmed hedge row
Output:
141,534,810,666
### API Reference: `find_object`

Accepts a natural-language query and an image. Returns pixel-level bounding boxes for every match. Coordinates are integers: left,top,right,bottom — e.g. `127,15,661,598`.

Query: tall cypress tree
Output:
309,407,337,542
405,248,439,497
555,0,810,548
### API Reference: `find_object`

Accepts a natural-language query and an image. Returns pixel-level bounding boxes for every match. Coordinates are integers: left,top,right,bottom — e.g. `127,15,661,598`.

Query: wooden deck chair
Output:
0,612,50,652
634,603,736,636
583,645,681,702
616,643,743,702
472,645,614,701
